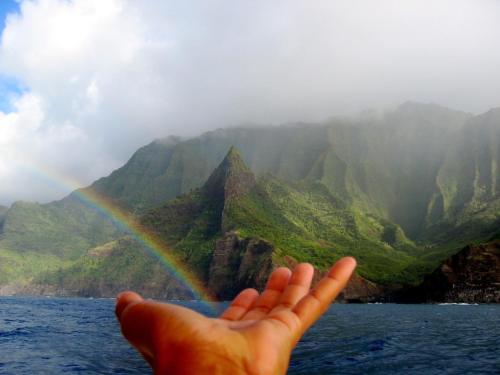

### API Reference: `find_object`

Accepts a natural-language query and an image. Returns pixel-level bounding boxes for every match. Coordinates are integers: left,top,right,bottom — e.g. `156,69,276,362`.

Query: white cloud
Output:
0,0,170,204
1,0,500,204
0,92,95,203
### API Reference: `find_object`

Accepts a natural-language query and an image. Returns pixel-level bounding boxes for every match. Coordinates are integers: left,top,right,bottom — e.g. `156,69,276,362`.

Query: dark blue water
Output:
0,298,498,374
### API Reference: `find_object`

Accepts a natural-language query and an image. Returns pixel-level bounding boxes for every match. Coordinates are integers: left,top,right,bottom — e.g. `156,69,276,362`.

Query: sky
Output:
0,0,499,206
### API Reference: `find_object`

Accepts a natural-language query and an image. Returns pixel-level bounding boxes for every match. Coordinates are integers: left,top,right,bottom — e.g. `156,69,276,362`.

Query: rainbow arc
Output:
13,157,215,302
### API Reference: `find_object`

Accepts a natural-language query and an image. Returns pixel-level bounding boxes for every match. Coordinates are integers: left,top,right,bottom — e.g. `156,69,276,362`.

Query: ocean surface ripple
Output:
0,298,498,374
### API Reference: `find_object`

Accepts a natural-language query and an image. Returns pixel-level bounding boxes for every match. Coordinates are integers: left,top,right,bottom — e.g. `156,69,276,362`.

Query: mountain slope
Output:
0,196,121,286
417,108,500,258
36,147,420,298
142,148,418,285
0,197,120,259
91,126,332,213
89,102,499,253
32,238,192,299
89,102,474,241
1,102,499,299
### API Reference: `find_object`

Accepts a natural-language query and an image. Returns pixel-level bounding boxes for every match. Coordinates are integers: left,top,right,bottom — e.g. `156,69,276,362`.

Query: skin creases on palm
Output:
115,257,357,375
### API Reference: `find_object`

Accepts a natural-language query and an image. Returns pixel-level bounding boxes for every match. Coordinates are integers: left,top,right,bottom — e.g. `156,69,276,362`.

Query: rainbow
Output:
14,158,216,303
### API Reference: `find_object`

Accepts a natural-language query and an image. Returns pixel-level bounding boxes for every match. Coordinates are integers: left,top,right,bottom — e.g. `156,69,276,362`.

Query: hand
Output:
115,257,356,375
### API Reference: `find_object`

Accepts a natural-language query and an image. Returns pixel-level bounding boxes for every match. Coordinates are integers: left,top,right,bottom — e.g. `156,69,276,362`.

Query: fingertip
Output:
116,290,143,303
265,267,292,290
341,256,357,268
276,266,293,280
295,262,314,273
291,263,314,280
328,257,357,279
115,291,143,320
275,266,292,275
240,288,260,299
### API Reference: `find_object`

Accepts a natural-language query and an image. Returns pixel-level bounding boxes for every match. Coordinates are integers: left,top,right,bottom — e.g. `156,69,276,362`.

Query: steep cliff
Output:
394,240,500,303
208,232,273,299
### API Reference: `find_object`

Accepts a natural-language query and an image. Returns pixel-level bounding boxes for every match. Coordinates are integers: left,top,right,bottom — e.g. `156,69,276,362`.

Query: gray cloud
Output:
0,0,499,205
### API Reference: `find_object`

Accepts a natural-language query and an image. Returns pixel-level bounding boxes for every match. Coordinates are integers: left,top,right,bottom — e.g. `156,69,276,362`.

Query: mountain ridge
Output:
0,102,499,299
28,146,416,299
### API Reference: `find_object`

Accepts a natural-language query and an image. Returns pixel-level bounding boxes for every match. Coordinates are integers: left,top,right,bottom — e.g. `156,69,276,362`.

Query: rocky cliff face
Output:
208,232,383,302
394,240,500,303
202,146,257,233
208,232,273,299
340,273,383,302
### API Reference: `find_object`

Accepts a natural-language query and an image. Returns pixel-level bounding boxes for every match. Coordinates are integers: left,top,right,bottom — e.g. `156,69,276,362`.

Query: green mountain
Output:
422,108,500,243
32,237,192,299
34,147,417,299
91,103,499,250
1,102,499,299
0,197,121,286
91,103,472,238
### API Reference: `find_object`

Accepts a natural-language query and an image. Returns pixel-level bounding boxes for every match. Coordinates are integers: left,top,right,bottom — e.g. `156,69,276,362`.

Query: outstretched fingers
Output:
219,288,260,321
241,267,292,320
293,257,356,334
271,263,314,312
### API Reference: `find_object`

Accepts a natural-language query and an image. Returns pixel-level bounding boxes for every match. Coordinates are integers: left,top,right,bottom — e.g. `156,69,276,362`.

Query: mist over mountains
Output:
0,102,499,299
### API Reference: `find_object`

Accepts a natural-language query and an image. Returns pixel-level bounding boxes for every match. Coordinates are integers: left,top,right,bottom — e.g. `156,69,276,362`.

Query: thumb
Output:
115,291,143,321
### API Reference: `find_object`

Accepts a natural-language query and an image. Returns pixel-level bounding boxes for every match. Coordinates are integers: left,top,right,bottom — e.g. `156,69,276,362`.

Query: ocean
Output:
0,298,498,374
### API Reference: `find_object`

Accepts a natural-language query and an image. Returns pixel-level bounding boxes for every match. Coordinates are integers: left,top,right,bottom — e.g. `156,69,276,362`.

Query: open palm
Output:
116,257,356,375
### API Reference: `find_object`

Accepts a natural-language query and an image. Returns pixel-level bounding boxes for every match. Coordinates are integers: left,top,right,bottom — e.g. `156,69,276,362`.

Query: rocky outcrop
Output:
340,273,383,302
202,146,257,233
395,240,500,303
208,231,273,299
203,146,256,201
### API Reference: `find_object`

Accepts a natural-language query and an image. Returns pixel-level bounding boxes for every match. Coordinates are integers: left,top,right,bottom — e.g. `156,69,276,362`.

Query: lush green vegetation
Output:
223,176,418,284
0,198,120,260
0,248,70,284
35,237,191,298
1,103,499,294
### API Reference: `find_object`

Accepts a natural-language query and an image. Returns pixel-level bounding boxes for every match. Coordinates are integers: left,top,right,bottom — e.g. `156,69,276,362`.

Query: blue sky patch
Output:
0,75,24,113
0,1,22,113
0,0,19,32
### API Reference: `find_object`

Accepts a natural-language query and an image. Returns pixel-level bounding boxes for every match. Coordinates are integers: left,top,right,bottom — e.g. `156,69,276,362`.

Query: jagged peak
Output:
202,146,255,201
226,145,240,158
219,146,250,173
